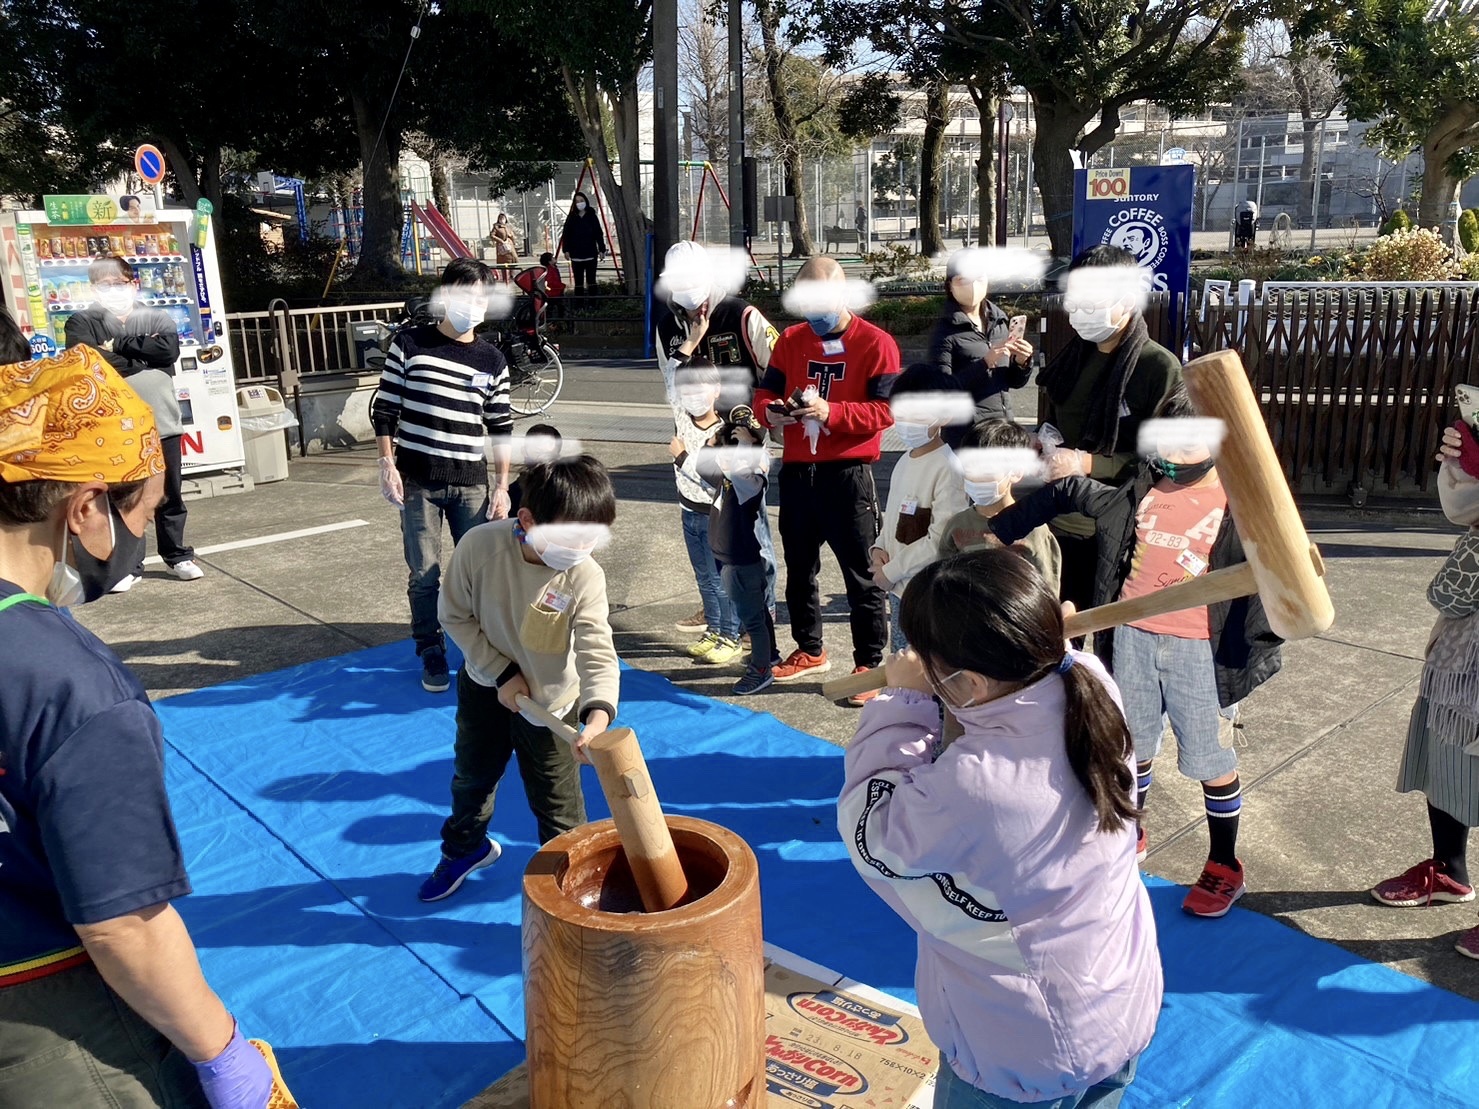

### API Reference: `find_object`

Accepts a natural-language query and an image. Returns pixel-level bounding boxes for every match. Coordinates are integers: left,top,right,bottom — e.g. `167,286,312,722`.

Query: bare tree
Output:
680,2,730,163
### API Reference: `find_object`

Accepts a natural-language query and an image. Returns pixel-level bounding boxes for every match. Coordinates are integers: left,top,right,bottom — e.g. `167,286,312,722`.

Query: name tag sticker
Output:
472,373,492,388
900,497,919,516
541,588,573,613
822,339,845,356
1176,549,1209,576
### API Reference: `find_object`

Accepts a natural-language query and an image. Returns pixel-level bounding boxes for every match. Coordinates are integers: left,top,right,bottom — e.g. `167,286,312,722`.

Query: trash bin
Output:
236,385,298,484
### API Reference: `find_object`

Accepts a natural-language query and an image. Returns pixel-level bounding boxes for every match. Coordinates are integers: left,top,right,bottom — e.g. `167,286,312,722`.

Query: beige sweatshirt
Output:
872,442,969,593
439,520,619,721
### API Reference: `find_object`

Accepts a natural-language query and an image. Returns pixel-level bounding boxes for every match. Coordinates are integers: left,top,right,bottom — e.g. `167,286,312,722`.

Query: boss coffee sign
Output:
1072,164,1195,317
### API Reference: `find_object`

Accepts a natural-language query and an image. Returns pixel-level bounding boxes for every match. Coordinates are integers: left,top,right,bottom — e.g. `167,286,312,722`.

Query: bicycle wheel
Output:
509,340,564,418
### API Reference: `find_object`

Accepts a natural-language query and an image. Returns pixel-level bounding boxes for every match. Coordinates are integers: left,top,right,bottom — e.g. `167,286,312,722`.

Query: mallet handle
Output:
821,543,1324,702
514,697,688,912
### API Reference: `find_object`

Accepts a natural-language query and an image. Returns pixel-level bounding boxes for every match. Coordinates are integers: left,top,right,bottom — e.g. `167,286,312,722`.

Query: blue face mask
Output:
807,312,842,337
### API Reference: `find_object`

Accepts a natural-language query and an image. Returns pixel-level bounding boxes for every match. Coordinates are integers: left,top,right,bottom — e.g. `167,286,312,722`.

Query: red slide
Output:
410,200,472,259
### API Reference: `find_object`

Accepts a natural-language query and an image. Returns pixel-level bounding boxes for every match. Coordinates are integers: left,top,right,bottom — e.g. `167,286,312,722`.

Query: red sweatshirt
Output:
755,315,900,463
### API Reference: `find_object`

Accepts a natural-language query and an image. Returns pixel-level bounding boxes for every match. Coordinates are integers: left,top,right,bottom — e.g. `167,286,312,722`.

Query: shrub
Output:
1462,252,1479,282
1356,227,1461,281
862,244,935,282
1378,209,1413,237
1460,209,1479,254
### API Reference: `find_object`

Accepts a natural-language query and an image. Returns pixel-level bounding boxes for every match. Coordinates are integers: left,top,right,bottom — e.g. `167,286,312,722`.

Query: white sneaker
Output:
169,560,205,581
109,574,141,594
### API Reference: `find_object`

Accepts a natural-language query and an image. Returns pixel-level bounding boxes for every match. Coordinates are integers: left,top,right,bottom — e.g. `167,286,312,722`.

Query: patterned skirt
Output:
1397,692,1479,826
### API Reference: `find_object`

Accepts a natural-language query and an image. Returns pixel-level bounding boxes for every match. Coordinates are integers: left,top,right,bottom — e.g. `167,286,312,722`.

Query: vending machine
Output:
0,195,246,477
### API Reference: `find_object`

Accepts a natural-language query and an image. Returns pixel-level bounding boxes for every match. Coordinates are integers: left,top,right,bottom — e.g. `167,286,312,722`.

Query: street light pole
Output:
653,0,680,263
728,0,745,249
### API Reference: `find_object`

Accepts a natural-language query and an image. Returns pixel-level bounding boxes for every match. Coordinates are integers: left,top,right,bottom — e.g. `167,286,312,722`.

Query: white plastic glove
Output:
378,458,404,508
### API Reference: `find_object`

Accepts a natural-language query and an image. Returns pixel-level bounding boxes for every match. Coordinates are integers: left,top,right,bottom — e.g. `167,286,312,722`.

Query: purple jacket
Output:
838,652,1162,1101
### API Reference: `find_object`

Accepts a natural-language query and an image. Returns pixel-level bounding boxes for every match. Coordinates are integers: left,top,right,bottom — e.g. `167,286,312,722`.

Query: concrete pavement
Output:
64,361,1479,1109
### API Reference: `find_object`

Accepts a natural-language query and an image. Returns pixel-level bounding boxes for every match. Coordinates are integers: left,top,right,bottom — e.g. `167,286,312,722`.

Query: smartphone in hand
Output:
1009,315,1027,342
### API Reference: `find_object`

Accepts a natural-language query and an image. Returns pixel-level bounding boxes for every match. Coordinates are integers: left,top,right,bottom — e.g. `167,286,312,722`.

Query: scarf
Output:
1037,311,1150,454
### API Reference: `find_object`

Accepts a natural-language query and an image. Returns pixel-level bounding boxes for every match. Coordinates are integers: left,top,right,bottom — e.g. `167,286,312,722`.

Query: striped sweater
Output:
371,325,512,485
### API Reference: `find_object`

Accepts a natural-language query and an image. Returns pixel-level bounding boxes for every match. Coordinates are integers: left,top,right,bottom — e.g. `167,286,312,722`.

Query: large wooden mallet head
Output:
1180,348,1333,640
821,348,1333,703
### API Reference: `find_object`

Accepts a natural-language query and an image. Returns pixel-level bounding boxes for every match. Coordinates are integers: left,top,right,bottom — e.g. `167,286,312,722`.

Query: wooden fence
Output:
1040,285,1479,495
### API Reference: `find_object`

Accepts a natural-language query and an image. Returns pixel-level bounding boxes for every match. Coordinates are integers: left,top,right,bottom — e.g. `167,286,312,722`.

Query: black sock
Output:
1136,760,1154,815
1429,802,1472,887
1203,776,1242,869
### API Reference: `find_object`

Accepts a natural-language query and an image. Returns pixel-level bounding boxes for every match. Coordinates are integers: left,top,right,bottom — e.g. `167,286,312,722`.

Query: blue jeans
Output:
681,508,739,639
934,1054,1139,1109
1113,624,1237,782
401,474,489,655
722,561,775,671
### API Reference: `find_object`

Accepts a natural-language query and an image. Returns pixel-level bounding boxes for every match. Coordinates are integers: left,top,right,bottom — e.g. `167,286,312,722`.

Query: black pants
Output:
722,560,776,672
1055,530,1098,613
777,459,887,668
150,434,193,569
440,670,588,856
570,258,597,293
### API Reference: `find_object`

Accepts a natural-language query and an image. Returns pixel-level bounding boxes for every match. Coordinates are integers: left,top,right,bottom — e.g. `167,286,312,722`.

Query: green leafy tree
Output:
1332,0,1479,236
943,0,1255,256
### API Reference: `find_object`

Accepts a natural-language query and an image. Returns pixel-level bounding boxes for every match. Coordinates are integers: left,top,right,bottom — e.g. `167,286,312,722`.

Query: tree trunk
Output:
348,86,405,288
151,135,202,209
755,0,813,257
919,77,949,257
1030,98,1093,258
1297,118,1318,228
199,144,224,216
1419,142,1461,238
968,81,998,248
562,67,646,294
429,157,451,214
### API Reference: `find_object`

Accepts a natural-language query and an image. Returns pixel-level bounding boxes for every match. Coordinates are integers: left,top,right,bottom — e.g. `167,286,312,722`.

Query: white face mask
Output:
671,287,708,313
526,522,608,572
575,201,588,212
47,545,85,607
95,285,136,316
533,536,593,571
895,421,934,449
1068,305,1122,344
962,478,1003,506
440,292,488,335
679,390,715,417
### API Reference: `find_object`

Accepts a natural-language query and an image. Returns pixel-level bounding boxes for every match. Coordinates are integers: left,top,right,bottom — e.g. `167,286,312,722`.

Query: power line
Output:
366,1,439,177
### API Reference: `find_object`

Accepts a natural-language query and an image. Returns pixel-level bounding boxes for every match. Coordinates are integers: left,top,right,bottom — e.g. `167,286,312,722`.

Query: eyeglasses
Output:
926,667,981,711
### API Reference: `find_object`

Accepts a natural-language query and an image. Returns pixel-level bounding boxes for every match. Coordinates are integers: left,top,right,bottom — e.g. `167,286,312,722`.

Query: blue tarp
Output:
156,642,1479,1107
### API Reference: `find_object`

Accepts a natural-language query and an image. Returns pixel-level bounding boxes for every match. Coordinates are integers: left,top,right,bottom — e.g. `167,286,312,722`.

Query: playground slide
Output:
410,200,473,260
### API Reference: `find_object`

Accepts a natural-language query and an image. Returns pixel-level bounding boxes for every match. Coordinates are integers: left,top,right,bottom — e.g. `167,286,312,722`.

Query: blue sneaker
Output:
421,647,451,693
418,838,501,902
732,666,774,696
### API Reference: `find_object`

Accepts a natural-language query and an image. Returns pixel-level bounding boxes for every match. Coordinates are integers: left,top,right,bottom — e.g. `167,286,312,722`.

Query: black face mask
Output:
1151,456,1217,485
71,499,147,602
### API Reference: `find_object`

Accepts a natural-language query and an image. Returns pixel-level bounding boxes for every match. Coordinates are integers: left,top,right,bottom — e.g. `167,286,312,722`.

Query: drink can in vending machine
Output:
109,235,124,254
50,236,64,258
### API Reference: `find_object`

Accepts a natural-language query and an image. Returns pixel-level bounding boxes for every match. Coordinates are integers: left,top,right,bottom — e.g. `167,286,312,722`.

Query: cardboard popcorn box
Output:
764,963,938,1109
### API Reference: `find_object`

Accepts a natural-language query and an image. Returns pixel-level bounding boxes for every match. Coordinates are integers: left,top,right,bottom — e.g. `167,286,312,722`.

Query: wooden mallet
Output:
823,348,1335,703
514,695,689,912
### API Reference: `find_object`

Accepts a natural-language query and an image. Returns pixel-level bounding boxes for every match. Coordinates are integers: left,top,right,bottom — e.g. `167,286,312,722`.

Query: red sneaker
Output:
1182,859,1245,918
1456,924,1479,960
1136,825,1148,864
846,665,879,707
772,649,830,683
1371,860,1475,908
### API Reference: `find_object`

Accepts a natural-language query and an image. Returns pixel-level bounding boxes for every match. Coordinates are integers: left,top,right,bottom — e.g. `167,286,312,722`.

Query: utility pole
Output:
653,0,680,262
728,0,746,248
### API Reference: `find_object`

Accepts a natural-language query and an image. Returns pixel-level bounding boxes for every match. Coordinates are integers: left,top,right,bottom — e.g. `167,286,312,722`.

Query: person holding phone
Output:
928,249,1035,447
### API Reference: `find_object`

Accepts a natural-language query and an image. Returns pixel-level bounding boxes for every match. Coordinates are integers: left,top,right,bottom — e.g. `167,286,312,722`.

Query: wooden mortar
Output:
522,815,765,1108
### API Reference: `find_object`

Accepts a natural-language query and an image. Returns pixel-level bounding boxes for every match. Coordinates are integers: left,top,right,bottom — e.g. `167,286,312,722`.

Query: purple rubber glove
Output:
192,1023,273,1109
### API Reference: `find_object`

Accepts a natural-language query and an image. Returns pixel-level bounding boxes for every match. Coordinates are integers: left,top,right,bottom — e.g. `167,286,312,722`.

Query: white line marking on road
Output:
144,519,370,566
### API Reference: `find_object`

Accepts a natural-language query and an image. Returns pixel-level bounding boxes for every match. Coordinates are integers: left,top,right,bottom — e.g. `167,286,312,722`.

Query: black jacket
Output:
63,304,180,375
561,209,606,260
988,467,1283,707
927,302,1030,434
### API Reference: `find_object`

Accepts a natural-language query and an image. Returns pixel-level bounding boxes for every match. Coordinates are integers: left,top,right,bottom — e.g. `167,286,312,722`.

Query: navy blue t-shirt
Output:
0,582,190,971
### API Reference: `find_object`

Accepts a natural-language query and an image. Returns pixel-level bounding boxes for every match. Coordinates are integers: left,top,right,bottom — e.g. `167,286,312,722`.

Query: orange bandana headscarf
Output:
0,347,164,484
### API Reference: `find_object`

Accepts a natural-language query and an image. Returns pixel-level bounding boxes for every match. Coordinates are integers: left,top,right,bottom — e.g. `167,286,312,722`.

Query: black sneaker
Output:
421,647,451,693
733,666,774,696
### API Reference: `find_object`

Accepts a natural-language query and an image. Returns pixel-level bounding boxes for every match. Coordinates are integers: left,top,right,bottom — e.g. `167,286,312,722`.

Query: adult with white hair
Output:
1037,245,1182,613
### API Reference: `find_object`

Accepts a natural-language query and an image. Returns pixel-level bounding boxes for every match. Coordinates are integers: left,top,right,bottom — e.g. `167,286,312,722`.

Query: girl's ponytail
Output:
1060,664,1138,834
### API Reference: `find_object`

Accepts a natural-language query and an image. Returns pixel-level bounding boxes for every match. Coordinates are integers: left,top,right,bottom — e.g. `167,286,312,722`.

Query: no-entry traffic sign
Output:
135,144,166,185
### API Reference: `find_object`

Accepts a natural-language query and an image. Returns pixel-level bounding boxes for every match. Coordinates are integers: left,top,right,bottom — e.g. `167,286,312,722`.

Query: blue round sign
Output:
135,144,167,185
29,334,57,360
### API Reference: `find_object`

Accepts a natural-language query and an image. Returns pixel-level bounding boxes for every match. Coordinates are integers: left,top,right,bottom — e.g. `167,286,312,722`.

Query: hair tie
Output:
1057,654,1075,675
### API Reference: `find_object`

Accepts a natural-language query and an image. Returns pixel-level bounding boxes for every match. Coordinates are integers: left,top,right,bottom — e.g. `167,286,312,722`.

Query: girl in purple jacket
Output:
839,548,1162,1108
